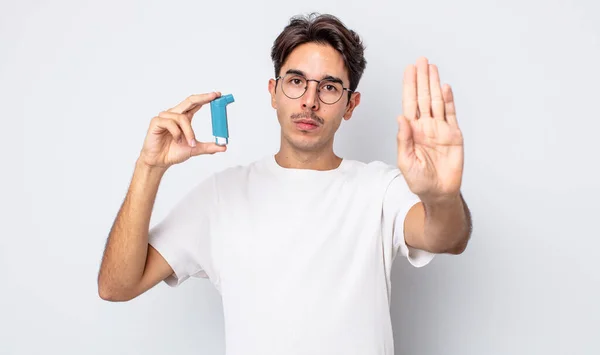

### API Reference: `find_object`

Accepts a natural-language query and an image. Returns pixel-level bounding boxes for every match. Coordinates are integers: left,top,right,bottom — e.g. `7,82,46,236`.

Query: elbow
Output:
98,287,133,302
98,287,115,302
97,279,134,302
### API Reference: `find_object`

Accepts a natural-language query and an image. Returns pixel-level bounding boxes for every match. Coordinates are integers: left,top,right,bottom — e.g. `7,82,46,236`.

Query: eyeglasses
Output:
275,73,353,105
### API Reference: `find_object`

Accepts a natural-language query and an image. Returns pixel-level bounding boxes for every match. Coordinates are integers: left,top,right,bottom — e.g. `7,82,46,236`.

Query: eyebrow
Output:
285,69,345,86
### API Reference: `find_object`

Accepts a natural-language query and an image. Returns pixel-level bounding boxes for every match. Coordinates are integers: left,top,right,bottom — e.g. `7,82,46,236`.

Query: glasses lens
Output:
318,80,343,104
281,74,307,99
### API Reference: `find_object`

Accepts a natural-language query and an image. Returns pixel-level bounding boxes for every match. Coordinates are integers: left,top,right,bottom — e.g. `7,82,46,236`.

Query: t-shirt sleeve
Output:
148,175,219,287
381,169,435,267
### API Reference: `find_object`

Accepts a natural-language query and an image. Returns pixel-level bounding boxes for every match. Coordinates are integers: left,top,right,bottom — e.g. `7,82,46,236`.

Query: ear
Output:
268,79,277,109
342,92,361,121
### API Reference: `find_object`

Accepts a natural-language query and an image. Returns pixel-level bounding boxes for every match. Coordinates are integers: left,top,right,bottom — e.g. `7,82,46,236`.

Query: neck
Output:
275,143,342,171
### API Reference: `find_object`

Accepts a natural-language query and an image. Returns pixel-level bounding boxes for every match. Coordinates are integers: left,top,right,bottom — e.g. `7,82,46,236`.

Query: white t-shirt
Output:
148,154,435,355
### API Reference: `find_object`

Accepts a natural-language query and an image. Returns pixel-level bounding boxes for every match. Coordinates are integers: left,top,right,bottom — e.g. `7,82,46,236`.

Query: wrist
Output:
420,192,462,209
135,158,168,179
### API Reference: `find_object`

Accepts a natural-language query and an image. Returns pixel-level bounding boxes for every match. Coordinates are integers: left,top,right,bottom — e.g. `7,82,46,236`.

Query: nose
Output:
301,81,320,110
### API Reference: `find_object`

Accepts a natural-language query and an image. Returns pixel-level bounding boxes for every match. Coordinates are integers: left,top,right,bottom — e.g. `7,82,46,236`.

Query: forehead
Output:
281,42,349,83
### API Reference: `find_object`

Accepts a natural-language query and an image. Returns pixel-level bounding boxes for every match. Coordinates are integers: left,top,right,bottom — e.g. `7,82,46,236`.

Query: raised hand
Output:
397,57,464,202
139,92,227,169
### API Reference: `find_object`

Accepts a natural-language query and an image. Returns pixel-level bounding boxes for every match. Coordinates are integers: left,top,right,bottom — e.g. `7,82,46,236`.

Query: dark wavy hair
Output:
270,13,367,99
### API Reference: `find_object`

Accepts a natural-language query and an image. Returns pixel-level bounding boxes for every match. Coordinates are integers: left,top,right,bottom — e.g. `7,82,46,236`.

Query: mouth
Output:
293,119,320,131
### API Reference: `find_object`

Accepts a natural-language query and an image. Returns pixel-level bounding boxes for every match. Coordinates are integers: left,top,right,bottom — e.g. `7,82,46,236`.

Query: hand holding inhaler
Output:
139,91,234,170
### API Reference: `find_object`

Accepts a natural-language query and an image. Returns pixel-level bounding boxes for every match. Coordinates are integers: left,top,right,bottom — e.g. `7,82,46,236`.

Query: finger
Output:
191,142,227,156
186,104,203,117
396,114,414,171
416,57,431,118
402,64,418,120
429,64,445,120
153,117,183,143
442,84,459,127
168,91,222,114
186,93,217,117
158,111,197,147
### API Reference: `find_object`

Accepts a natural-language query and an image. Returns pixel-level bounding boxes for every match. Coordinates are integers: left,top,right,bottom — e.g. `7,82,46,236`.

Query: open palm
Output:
397,57,464,200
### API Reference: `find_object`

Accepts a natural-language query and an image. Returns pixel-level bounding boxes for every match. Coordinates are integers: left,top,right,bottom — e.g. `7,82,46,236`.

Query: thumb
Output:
396,114,414,169
191,142,227,156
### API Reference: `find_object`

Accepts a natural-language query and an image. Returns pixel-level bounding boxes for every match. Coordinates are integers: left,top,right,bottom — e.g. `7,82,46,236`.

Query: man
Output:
98,13,472,355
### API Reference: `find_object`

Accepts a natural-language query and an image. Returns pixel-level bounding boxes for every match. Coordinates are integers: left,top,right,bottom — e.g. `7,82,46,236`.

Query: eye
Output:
286,75,306,86
323,84,338,92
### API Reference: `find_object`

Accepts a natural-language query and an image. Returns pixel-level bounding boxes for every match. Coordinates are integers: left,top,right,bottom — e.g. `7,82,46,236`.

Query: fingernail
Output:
189,139,196,147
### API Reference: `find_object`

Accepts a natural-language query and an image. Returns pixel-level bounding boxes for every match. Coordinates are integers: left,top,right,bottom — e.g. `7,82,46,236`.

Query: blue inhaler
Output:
210,94,235,145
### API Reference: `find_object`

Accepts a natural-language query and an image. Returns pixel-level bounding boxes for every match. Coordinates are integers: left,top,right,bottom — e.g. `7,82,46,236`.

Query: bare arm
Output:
404,193,472,255
397,58,469,255
97,92,227,302
97,160,173,302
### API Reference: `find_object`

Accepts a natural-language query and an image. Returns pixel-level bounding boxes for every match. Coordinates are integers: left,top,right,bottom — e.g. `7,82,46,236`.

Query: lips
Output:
294,119,319,131
294,119,319,126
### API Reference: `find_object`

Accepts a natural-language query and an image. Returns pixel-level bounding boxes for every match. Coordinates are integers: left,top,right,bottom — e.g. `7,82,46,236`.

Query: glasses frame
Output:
275,74,354,105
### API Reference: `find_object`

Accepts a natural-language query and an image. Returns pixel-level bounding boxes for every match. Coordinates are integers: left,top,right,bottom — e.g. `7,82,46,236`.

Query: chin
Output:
286,134,327,152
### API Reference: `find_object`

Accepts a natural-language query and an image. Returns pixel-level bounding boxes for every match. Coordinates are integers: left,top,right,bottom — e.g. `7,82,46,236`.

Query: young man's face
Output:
268,42,361,153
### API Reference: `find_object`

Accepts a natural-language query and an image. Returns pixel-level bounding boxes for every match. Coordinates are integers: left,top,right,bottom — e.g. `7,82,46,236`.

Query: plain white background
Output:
2,0,599,354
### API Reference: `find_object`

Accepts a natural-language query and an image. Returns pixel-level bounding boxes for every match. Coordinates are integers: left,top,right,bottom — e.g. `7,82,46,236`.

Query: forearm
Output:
98,159,166,298
422,193,472,254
